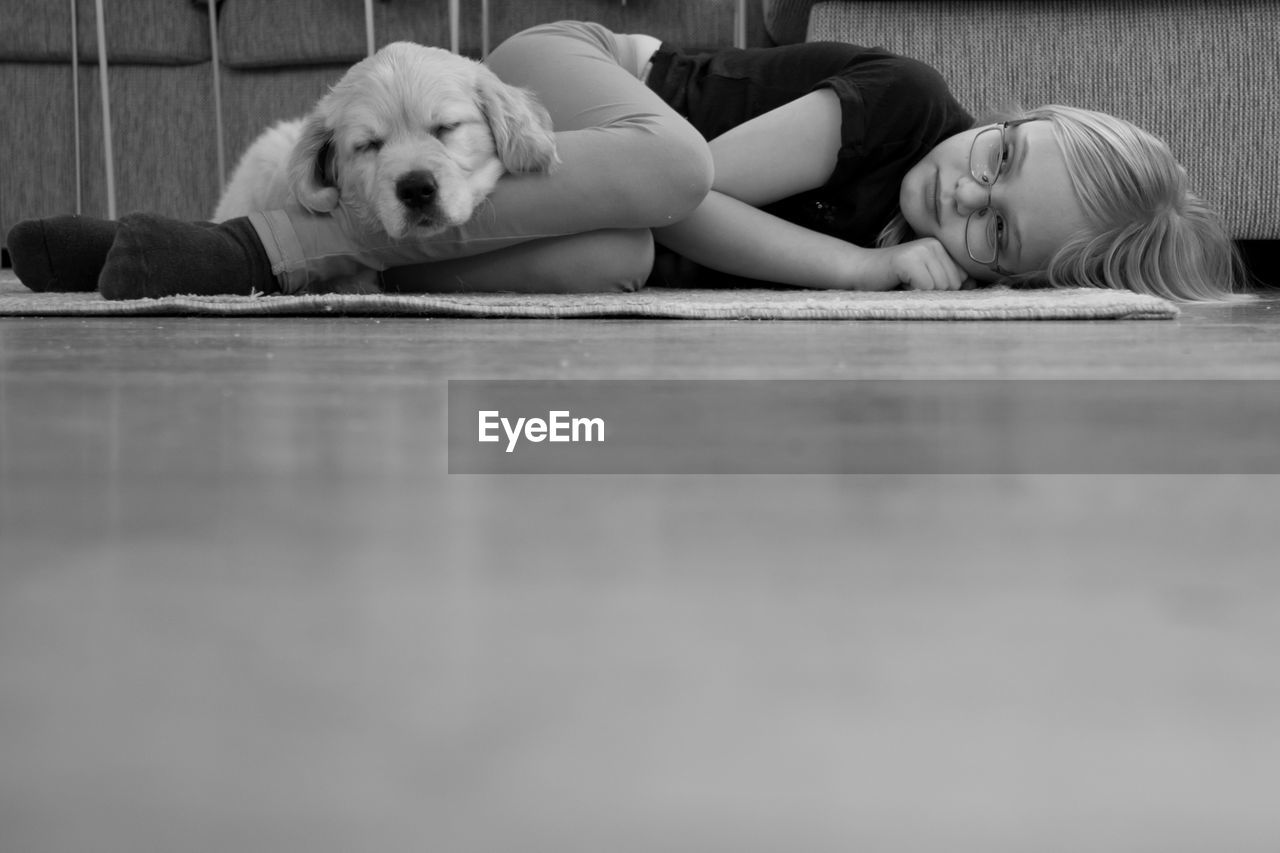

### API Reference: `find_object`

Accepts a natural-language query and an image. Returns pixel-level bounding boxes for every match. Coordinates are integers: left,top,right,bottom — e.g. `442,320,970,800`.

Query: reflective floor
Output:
3,302,1280,852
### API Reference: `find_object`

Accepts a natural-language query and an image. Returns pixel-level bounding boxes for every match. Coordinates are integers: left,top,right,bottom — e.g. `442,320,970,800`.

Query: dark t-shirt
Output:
645,41,973,285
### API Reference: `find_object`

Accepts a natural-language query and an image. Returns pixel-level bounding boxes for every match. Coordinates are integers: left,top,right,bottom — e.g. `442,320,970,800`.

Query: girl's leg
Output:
5,216,223,293
6,216,121,292
380,228,654,294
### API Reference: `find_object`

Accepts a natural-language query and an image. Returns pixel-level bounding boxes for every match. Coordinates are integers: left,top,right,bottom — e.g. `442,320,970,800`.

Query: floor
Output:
3,296,1280,852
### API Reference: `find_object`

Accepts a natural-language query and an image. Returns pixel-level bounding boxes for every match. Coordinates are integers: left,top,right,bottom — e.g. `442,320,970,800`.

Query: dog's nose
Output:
395,171,438,211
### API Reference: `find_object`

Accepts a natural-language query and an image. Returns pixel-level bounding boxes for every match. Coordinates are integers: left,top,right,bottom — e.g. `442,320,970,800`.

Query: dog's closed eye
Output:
355,139,384,154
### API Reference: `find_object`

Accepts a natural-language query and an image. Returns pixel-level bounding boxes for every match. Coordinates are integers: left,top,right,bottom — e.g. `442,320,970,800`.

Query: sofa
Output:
4,1,1277,284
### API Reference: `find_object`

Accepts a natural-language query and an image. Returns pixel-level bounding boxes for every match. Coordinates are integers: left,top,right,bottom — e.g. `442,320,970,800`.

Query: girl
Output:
7,20,1247,302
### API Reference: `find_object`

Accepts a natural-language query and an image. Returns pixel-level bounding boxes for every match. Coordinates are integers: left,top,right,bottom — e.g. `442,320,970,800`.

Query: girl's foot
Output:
5,215,119,292
98,214,279,300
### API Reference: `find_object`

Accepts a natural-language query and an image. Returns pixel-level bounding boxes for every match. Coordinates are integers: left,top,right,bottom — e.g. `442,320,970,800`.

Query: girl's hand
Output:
879,238,975,291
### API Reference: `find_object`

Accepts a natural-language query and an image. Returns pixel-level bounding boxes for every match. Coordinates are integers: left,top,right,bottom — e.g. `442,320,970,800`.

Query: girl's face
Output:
899,119,1091,283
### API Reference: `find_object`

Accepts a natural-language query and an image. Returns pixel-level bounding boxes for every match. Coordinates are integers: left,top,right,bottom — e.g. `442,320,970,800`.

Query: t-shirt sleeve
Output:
814,49,974,187
760,47,974,247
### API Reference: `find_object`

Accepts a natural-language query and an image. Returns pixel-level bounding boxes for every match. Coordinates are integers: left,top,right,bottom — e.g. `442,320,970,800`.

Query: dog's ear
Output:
287,112,341,213
476,70,559,174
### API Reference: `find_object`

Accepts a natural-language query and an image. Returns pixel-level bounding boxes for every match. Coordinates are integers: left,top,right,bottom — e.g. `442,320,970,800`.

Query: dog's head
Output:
287,42,558,239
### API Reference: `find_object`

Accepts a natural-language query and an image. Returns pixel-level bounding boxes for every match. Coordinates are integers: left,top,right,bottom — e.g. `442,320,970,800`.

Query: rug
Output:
0,272,1178,320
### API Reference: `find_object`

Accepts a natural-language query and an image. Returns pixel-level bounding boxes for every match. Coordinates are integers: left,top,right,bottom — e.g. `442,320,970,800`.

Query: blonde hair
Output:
879,104,1252,302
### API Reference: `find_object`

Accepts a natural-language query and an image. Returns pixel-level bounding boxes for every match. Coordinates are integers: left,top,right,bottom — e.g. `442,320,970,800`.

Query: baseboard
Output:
1237,240,1280,292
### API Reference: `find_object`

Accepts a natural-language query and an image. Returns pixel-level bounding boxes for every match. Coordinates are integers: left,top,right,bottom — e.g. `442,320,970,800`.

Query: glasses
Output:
964,118,1038,271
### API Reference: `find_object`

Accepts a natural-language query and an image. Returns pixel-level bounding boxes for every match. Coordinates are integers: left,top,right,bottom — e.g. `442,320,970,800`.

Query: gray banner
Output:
447,380,1280,474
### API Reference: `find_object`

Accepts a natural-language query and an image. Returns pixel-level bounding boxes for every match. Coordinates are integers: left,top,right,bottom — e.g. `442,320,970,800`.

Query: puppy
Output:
214,41,557,242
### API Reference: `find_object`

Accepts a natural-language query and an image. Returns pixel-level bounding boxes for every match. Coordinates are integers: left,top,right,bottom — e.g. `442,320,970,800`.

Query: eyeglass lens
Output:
965,208,999,264
969,126,1005,187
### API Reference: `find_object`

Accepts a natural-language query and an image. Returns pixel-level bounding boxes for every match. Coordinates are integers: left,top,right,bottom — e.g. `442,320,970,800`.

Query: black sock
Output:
5,215,119,292
98,214,280,300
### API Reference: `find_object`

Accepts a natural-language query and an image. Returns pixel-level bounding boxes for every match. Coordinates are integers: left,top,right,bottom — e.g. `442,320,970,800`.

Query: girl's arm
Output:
655,189,892,289
654,190,966,291
657,88,968,291
706,89,844,206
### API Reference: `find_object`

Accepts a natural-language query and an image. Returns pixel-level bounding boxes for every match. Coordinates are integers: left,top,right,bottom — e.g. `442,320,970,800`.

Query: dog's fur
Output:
213,42,557,241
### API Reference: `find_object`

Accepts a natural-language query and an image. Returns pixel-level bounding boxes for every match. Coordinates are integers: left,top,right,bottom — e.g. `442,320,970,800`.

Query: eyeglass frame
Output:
964,117,1041,274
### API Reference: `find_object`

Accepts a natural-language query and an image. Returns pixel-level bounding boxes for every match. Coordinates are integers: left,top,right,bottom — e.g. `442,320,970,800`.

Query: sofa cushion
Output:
0,63,221,232
217,0,753,67
217,0,457,68
762,0,816,44
483,0,747,54
0,0,211,64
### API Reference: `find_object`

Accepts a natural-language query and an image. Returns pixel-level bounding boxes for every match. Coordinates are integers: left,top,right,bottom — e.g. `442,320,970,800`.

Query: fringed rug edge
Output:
0,275,1180,320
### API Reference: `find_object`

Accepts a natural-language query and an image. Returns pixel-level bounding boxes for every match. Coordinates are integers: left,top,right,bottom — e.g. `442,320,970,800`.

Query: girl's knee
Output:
611,229,655,292
619,124,712,226
556,229,654,292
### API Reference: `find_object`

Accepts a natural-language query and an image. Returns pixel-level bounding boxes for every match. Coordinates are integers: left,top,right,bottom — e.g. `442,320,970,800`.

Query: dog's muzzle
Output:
395,171,438,213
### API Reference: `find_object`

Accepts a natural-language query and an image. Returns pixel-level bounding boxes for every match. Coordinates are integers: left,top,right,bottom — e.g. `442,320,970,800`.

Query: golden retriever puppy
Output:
214,41,558,241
